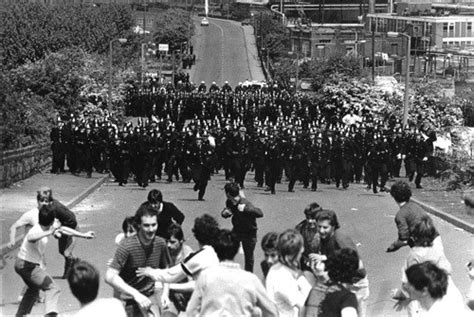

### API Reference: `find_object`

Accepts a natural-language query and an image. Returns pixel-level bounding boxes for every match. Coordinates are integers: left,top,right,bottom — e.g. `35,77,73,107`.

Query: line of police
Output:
51,82,436,199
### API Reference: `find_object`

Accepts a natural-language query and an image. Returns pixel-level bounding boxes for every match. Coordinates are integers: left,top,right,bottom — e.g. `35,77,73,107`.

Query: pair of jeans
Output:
235,235,257,272
14,258,60,316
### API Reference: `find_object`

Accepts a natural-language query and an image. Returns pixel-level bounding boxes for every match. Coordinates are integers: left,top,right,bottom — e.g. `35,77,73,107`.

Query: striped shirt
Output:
110,235,170,297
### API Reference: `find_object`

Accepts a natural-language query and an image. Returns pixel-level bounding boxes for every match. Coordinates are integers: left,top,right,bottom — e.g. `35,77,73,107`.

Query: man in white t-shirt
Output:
68,260,126,317
342,108,362,127
14,205,60,316
8,187,51,248
14,204,95,316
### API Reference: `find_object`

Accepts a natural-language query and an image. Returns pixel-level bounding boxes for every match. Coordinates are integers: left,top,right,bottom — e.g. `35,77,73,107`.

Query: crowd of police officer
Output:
50,81,436,199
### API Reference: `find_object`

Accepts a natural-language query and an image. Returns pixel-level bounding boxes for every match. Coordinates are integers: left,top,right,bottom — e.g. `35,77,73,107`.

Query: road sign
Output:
158,44,169,52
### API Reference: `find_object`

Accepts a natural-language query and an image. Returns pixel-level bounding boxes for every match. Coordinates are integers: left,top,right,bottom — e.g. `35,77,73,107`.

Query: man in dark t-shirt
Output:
106,205,171,317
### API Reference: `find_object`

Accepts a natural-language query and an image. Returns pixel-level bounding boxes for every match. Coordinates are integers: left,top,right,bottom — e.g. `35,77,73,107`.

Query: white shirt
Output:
413,295,471,317
74,298,126,317
342,113,362,126
15,208,39,228
181,245,219,278
17,224,48,265
266,262,312,317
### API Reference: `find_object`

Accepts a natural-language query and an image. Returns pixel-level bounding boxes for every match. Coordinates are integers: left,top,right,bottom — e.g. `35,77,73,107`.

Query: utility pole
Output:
141,43,146,90
143,0,147,34
372,23,375,81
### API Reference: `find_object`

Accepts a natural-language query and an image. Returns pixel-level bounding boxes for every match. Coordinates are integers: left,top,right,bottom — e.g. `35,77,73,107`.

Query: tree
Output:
152,8,194,51
309,54,363,90
0,3,134,70
258,13,289,59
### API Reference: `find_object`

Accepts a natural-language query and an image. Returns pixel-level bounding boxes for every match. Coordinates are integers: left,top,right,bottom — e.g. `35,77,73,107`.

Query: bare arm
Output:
136,262,187,283
9,210,37,247
105,267,151,311
27,227,55,243
9,219,27,247
57,226,95,239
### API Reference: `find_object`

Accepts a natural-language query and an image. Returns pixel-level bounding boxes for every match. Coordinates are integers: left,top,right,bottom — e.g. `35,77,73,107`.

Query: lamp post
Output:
108,38,128,111
388,31,411,129
289,51,299,92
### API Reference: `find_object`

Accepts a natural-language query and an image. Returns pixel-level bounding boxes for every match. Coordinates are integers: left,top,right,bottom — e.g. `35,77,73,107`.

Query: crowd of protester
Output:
10,82,470,316
9,181,474,316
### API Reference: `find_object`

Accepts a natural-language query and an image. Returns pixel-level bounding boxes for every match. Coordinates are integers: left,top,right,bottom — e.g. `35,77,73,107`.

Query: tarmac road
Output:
190,17,265,88
1,173,473,316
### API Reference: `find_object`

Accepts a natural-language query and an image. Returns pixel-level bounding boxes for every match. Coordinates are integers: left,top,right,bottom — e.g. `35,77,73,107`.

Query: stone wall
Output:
0,143,51,188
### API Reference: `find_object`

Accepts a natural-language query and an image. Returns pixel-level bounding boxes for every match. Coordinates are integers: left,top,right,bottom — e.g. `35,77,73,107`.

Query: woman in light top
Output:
266,229,312,317
405,262,471,316
396,215,466,316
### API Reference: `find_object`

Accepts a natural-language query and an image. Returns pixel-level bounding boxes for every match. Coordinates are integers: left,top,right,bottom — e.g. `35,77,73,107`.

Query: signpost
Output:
158,44,169,81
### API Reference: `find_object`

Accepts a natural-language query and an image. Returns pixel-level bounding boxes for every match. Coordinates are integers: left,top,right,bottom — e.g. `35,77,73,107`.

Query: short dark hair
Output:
325,248,360,284
213,229,239,261
405,261,448,300
147,189,163,204
304,202,322,218
38,205,55,226
390,181,412,203
316,209,340,230
68,260,99,305
134,205,158,225
224,182,240,197
261,232,279,251
411,215,437,247
121,216,137,234
167,222,184,241
192,214,219,246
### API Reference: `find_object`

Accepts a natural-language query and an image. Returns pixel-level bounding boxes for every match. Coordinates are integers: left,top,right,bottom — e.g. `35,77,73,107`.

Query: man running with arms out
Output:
15,205,95,317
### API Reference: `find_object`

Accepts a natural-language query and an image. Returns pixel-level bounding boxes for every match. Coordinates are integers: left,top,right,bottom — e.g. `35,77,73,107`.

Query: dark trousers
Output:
92,145,104,173
406,158,416,180
15,259,60,316
392,158,402,177
136,155,151,186
335,160,352,187
166,155,178,181
67,146,77,173
415,161,425,186
112,157,130,185
231,158,246,188
287,161,300,191
310,163,320,189
371,162,388,190
51,144,65,173
254,159,265,186
192,165,211,199
353,158,365,182
235,234,257,272
265,161,279,192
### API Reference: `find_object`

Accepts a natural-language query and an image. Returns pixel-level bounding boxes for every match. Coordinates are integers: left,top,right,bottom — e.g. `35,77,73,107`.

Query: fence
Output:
0,143,51,188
